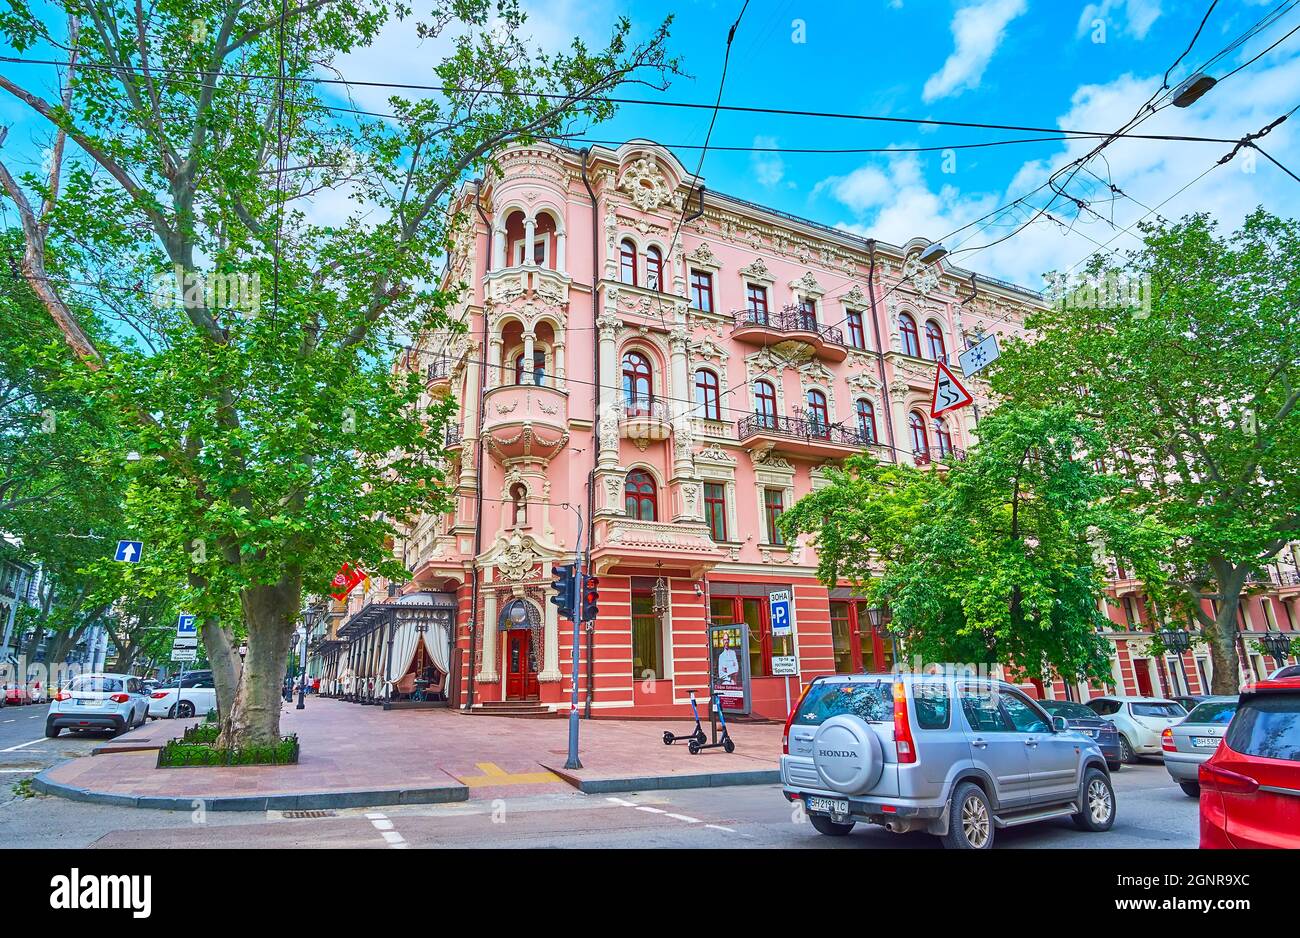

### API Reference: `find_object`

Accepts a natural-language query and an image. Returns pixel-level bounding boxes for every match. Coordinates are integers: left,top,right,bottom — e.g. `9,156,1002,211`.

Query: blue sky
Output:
4,1,1299,289
326,0,1300,287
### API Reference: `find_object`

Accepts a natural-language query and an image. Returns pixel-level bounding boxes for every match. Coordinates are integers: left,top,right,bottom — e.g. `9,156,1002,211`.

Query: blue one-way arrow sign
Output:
114,540,143,563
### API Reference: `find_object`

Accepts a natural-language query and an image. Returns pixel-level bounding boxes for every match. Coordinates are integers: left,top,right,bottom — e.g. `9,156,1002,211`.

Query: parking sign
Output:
769,589,792,637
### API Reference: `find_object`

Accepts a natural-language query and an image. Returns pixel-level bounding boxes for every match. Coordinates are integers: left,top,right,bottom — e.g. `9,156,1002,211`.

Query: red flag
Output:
329,562,366,602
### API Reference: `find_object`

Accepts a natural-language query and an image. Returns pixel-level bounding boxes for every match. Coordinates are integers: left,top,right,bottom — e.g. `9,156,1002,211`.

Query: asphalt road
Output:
1,705,1200,848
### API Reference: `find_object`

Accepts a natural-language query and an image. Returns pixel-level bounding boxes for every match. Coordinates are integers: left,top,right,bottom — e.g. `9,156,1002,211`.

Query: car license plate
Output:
75,698,100,707
807,796,849,815
1191,736,1219,748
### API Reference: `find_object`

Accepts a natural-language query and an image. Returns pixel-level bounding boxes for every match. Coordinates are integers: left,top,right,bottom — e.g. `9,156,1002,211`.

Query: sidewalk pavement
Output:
34,698,782,811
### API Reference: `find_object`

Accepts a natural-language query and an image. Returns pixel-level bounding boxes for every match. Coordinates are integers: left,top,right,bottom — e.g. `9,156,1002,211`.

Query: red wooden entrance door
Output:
1134,660,1154,697
505,630,538,700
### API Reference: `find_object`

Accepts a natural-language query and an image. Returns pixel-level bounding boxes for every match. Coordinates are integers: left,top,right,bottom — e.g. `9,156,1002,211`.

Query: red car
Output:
2,683,34,705
1199,677,1300,848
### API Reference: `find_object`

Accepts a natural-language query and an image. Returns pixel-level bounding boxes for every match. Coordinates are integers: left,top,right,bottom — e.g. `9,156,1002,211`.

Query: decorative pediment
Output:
685,242,722,271
903,254,940,298
842,285,867,307
738,256,775,284
689,338,729,362
790,271,826,298
695,443,736,464
846,370,881,393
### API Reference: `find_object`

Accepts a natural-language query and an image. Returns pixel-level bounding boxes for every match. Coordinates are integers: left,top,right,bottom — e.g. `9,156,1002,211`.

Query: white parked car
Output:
148,670,217,719
1085,695,1187,763
46,673,150,737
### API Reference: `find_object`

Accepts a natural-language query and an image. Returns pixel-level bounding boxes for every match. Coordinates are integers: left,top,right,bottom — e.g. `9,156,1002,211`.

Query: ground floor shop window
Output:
631,591,663,681
828,600,894,674
710,593,793,678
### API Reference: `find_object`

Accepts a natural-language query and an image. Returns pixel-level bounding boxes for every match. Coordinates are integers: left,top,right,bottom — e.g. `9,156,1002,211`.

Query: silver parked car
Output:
1161,696,1238,797
781,673,1116,848
46,673,150,737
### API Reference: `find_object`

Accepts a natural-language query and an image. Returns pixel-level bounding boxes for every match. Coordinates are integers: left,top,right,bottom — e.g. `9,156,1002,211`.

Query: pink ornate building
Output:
317,140,1297,718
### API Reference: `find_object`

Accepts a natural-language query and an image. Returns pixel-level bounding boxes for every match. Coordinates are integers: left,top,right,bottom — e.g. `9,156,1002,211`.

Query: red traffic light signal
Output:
580,575,599,623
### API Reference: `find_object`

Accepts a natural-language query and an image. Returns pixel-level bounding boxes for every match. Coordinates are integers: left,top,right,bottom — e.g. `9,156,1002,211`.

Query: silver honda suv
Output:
781,673,1116,848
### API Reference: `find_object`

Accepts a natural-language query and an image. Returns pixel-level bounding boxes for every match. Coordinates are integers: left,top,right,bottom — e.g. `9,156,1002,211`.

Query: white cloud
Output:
751,136,785,188
1077,0,1163,41
922,0,1028,102
818,48,1300,289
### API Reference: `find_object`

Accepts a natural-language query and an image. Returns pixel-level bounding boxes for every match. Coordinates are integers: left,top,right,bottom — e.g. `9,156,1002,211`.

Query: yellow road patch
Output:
457,762,563,787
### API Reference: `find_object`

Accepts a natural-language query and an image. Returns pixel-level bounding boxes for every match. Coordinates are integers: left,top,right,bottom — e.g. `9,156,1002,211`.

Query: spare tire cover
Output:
812,714,883,794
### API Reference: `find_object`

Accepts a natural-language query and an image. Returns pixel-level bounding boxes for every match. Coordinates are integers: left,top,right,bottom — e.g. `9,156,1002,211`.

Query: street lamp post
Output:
296,609,317,711
1159,627,1192,696
1261,631,1293,672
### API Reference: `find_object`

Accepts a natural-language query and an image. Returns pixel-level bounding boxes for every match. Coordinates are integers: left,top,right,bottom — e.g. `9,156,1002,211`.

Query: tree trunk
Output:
201,617,241,723
218,575,301,748
1207,570,1246,695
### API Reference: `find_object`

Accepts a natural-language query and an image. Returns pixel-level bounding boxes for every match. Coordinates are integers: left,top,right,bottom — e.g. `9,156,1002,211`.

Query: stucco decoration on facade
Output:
902,253,941,298
618,156,675,212
738,256,775,285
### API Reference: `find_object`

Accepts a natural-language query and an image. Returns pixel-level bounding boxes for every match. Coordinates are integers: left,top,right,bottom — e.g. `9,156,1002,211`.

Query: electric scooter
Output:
688,693,735,754
662,690,708,746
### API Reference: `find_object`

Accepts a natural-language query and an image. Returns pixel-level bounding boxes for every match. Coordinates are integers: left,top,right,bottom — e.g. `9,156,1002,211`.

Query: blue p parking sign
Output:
769,589,792,637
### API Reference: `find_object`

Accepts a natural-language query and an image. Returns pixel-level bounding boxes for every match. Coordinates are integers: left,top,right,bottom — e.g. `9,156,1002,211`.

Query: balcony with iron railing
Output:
731,305,848,362
444,423,463,449
425,357,452,388
736,411,873,459
912,445,966,467
620,395,672,446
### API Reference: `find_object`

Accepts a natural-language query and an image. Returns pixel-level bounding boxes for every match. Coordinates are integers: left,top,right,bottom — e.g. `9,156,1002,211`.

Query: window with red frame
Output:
619,239,637,286
645,246,663,290
710,592,794,678
695,368,721,420
829,601,895,673
924,320,947,360
514,350,545,386
806,389,829,434
796,298,817,330
909,410,929,454
764,488,785,545
899,312,920,357
621,350,652,415
746,284,769,323
935,420,953,456
847,310,866,349
856,399,877,442
690,269,714,312
624,469,657,520
754,379,777,428
704,482,727,542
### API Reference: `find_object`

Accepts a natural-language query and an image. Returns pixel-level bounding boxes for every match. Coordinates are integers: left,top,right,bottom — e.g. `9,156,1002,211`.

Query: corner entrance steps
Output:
469,700,556,718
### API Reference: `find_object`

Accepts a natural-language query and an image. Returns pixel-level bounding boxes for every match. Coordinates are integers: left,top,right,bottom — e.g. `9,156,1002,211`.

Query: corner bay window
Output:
625,469,657,521
704,482,727,541
710,593,793,679
690,269,714,312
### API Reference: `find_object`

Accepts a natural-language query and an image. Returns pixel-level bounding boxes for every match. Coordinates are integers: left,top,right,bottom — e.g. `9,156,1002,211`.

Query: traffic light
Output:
580,573,599,623
551,563,576,621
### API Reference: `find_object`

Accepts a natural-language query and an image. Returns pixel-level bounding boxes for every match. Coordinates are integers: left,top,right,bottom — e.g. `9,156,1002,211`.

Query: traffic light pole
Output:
564,505,584,770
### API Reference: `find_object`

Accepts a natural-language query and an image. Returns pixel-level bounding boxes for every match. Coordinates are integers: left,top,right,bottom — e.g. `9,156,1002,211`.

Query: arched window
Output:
509,483,528,527
619,239,637,286
856,399,877,443
695,368,720,420
624,469,657,521
514,350,545,386
908,411,929,454
899,313,920,357
645,246,663,291
754,379,777,428
806,389,829,435
622,350,653,415
924,320,946,361
935,421,953,457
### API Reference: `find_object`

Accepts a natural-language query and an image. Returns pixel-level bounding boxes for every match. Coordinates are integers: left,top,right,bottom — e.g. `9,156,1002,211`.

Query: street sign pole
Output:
565,504,584,771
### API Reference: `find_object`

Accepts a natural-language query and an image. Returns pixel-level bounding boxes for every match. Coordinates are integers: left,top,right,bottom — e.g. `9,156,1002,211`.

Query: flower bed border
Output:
157,732,300,768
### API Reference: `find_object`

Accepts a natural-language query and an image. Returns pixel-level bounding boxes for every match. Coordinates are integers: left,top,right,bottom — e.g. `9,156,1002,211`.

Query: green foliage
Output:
991,211,1300,689
181,721,221,744
782,406,1138,683
158,732,299,768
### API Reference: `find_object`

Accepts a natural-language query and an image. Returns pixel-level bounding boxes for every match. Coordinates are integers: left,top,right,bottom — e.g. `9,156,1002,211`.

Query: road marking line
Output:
380,830,405,844
0,768,38,773
365,812,386,819
665,813,700,823
605,797,637,806
371,819,394,830
0,738,45,753
705,824,735,833
635,806,665,814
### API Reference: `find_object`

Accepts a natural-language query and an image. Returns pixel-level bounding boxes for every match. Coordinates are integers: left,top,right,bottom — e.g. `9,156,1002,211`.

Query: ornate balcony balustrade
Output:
736,412,871,458
731,305,847,362
912,445,966,467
